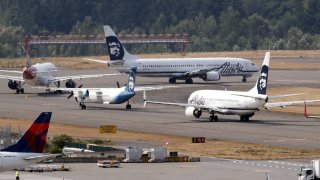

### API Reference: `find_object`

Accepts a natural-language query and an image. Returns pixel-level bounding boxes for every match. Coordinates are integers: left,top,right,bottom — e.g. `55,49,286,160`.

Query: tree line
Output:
0,0,320,57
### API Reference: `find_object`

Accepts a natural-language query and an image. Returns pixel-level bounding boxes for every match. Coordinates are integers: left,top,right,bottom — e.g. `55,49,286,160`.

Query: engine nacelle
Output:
201,71,221,81
8,80,18,90
65,80,76,88
185,107,195,117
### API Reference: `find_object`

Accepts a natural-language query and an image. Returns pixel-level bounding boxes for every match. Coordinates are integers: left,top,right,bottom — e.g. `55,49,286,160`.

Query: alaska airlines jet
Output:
49,67,174,110
0,39,118,94
144,52,320,121
84,25,259,84
0,112,54,172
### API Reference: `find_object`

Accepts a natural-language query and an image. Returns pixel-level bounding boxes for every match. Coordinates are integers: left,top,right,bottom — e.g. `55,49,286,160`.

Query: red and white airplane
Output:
0,39,118,94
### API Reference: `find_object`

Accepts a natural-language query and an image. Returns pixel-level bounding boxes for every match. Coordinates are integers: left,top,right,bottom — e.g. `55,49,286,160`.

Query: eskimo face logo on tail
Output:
257,65,268,95
106,36,124,60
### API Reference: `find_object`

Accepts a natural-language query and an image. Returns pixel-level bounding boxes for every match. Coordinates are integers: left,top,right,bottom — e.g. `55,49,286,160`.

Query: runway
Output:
0,66,320,149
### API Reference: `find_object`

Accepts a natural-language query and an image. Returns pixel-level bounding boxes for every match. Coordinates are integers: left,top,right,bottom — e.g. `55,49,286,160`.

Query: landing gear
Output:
240,113,254,121
169,78,176,84
16,88,24,94
242,76,247,82
126,104,131,110
126,101,131,110
79,103,86,110
185,78,193,84
209,115,218,122
54,90,63,94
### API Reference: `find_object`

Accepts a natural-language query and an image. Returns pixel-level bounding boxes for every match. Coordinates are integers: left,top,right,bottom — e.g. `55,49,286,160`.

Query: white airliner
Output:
84,25,259,84
49,67,175,110
0,112,56,172
0,40,118,94
144,52,320,121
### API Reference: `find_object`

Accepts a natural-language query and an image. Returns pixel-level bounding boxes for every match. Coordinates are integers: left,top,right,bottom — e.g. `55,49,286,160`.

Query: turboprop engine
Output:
185,107,202,118
201,71,221,81
8,80,18,90
65,79,76,88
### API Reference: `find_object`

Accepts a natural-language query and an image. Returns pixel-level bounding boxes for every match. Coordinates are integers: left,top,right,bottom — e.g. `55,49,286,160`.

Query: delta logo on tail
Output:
1,112,52,153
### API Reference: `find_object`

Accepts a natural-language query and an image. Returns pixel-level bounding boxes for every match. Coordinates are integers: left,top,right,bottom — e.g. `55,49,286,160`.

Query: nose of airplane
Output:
252,63,260,72
23,67,36,79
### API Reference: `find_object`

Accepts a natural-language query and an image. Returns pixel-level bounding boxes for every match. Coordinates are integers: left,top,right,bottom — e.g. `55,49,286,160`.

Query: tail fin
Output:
24,37,31,68
249,52,270,95
1,112,52,153
103,25,137,61
125,67,137,92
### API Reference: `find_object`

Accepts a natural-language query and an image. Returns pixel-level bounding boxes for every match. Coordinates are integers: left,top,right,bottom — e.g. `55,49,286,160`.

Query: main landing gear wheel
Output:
240,116,249,121
126,104,132,110
209,115,218,122
80,104,86,110
16,88,24,94
79,103,86,110
242,76,247,82
185,78,193,84
169,78,176,84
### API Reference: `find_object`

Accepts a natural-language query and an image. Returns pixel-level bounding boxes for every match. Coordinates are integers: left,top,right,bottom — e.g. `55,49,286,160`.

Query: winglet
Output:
1,112,52,153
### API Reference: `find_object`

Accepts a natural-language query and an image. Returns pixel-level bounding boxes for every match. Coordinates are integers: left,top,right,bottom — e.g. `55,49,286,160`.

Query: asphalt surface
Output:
0,66,320,149
0,57,320,180
0,158,308,180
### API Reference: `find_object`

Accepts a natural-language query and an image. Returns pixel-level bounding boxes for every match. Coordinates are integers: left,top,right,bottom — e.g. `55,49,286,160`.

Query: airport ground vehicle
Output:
97,160,120,168
298,160,320,180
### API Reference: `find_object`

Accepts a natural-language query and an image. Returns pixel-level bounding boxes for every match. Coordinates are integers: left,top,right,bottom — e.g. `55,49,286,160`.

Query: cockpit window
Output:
251,63,255,65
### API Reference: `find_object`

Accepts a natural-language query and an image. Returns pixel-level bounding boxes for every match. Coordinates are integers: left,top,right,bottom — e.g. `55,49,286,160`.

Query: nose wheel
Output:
126,104,131,110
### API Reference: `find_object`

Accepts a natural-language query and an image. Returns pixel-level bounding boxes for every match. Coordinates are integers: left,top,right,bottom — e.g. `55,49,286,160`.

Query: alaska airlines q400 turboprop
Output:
144,52,320,122
0,112,56,172
84,25,259,84
49,67,175,110
0,39,118,94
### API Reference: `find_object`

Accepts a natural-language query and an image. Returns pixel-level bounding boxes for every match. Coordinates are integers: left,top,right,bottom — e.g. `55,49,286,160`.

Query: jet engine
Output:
65,79,76,88
185,107,202,118
201,71,221,81
8,80,18,90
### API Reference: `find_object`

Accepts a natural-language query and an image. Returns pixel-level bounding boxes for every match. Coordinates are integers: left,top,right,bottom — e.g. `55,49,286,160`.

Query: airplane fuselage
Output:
187,90,267,115
0,152,44,172
75,87,135,104
23,62,57,86
113,58,259,79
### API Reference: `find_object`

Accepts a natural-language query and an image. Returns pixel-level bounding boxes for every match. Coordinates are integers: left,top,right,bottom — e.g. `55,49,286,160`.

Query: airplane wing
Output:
143,91,221,111
268,93,306,99
24,154,61,163
0,70,22,73
185,67,218,77
264,100,320,109
0,75,24,82
82,58,108,64
51,73,120,82
135,85,178,91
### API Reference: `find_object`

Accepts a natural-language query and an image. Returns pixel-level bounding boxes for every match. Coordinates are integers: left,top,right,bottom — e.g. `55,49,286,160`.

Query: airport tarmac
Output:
0,67,320,149
0,158,307,180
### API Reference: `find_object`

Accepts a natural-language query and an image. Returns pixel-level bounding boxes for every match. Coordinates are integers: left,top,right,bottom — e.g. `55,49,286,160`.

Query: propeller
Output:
67,91,74,99
116,81,120,88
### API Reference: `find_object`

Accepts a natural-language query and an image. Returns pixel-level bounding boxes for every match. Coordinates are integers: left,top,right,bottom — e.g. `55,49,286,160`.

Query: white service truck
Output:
298,160,320,180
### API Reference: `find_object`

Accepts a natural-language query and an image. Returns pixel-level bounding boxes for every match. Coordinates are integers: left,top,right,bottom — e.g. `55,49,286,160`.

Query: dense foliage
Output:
0,0,320,57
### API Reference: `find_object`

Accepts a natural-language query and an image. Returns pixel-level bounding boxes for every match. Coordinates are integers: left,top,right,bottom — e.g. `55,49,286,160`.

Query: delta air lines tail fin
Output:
249,52,270,95
103,25,138,61
125,67,137,92
1,112,52,153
